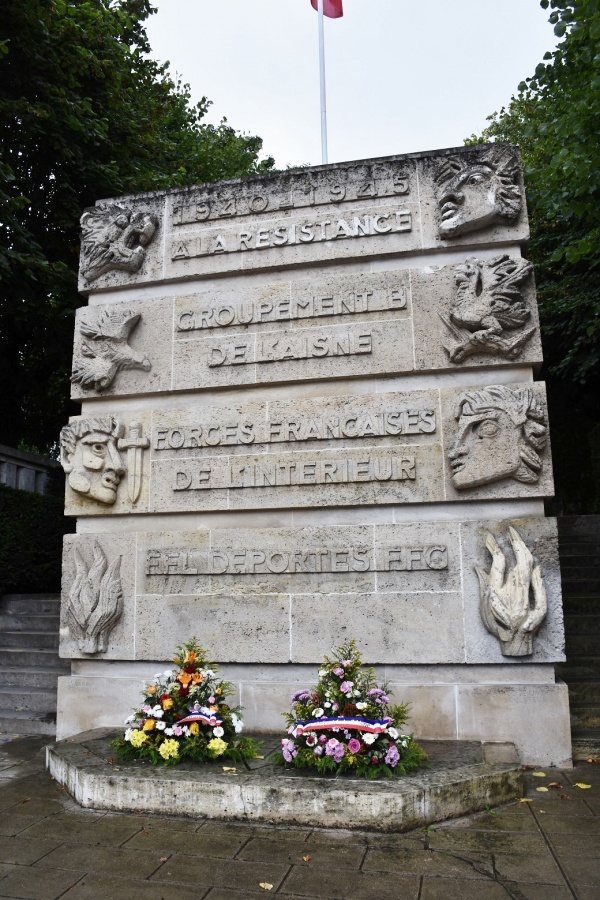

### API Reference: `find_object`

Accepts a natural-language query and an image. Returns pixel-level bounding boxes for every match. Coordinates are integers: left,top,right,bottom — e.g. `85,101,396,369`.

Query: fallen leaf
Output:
140,830,150,837
586,758,600,764
254,755,265,759
532,772,547,778
259,883,273,892
574,783,592,789
160,857,169,863
50,776,55,781
548,782,562,789
539,810,546,813
106,758,114,765
519,798,533,803
536,787,549,792
522,765,537,771
559,794,571,800
222,766,237,773
302,854,311,863
19,798,31,805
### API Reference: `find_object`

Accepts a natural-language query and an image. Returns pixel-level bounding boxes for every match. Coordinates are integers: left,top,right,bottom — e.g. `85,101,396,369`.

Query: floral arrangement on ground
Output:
111,637,260,766
275,639,427,778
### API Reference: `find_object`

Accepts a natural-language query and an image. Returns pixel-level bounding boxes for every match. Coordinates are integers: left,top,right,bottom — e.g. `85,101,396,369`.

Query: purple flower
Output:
342,659,353,667
314,746,323,756
385,744,400,767
325,738,339,757
332,701,339,711
333,667,344,677
334,744,345,763
368,688,390,704
348,737,361,754
291,689,311,702
340,681,354,695
172,725,183,736
281,738,297,762
319,735,327,744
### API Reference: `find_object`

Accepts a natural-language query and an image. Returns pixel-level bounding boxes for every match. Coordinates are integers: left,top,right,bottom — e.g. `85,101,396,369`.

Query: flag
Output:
310,0,343,18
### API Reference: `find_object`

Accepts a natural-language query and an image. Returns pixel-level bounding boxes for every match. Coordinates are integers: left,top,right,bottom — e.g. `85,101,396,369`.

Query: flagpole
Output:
318,0,328,164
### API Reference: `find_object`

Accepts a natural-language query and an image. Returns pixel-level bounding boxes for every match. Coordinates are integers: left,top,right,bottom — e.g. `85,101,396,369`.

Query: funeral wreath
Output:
275,639,427,777
112,637,259,765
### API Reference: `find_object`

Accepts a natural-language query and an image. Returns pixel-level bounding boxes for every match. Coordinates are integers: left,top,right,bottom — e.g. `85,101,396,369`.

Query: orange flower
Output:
161,697,173,710
189,722,200,735
147,685,157,695
191,672,203,685
184,651,197,665
177,672,192,686
209,705,219,713
143,719,156,732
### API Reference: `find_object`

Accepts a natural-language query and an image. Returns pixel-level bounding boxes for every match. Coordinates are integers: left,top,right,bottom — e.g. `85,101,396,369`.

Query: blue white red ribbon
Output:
177,713,222,727
296,716,391,734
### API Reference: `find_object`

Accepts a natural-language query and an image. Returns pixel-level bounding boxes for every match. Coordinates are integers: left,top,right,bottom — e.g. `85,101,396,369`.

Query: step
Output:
561,566,600,581
559,546,600,561
0,630,59,651
558,515,600,534
0,667,68,689
564,614,600,633
571,732,600,761
1,595,60,616
0,686,58,715
0,648,69,669
561,580,600,595
566,635,600,658
0,613,60,632
560,596,600,614
567,681,600,703
47,730,522,832
570,703,600,730
0,709,56,736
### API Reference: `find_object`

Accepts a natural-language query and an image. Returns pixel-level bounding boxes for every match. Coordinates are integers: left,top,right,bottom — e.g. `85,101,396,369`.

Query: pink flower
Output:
319,735,327,744
325,738,339,757
372,757,379,765
333,667,344,676
340,681,354,694
348,738,361,754
172,725,183,736
332,701,339,711
342,659,353,667
314,746,323,756
385,744,400,767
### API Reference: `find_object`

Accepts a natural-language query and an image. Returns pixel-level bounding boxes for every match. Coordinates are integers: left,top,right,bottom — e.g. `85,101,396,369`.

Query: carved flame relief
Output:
67,543,123,654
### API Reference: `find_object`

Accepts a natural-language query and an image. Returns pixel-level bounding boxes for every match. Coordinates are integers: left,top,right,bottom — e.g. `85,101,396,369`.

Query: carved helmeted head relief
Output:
435,147,522,238
448,385,547,489
60,416,125,505
80,203,158,283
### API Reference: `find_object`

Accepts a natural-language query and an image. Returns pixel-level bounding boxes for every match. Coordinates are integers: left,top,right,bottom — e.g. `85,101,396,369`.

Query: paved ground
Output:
0,734,598,900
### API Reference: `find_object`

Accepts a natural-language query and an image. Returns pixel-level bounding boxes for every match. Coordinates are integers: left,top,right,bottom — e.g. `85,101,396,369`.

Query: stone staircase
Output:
557,516,600,759
0,594,69,736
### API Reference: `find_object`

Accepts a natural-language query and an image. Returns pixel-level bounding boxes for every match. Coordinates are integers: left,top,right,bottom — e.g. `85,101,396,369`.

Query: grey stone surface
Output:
78,147,528,294
64,382,554,516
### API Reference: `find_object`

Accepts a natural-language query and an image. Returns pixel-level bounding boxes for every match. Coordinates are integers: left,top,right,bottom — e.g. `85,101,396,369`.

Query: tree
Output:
0,0,274,451
467,0,600,513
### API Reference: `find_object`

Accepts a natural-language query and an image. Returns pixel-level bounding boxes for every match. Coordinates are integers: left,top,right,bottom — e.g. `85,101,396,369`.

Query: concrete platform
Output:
47,729,522,832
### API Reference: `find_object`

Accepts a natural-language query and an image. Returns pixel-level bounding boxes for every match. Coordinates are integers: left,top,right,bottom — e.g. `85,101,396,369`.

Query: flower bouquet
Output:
275,639,427,778
112,637,260,766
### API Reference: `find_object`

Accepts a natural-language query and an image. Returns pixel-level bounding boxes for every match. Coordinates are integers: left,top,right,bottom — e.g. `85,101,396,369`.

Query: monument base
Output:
55,661,572,766
47,729,523,832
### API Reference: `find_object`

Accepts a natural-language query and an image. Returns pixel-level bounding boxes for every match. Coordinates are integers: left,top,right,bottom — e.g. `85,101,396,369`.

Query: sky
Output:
145,0,558,170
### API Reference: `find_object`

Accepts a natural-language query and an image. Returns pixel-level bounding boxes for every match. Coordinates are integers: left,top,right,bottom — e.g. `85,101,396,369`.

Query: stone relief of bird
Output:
70,307,151,391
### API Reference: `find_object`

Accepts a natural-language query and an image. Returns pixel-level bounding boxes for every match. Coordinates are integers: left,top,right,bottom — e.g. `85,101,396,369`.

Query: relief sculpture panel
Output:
61,383,553,517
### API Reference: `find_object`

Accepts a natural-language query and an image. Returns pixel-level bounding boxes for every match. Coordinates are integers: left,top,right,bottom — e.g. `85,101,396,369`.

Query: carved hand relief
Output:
71,308,151,391
448,385,547,490
476,527,547,656
59,417,147,505
435,147,522,238
67,543,123,654
80,203,158,282
440,255,535,363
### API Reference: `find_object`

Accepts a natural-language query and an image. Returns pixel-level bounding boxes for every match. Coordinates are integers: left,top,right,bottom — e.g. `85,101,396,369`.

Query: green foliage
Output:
274,639,427,778
111,637,261,766
0,0,274,451
0,483,75,594
466,0,600,512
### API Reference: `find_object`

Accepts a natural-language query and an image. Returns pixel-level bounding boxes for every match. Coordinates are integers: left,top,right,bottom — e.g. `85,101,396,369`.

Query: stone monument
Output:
56,145,571,766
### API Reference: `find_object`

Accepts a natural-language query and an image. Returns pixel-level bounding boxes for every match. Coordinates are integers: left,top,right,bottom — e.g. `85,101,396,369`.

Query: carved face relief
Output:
448,386,547,490
435,148,522,239
60,417,126,505
80,203,158,283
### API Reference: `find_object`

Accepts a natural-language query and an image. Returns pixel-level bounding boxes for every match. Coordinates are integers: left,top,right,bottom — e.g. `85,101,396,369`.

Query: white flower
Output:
164,728,174,736
213,726,224,737
324,702,331,708
318,669,327,677
154,673,162,681
387,727,399,739
182,726,190,737
352,689,361,697
163,669,174,679
124,714,136,724
355,702,367,710
152,707,164,719
124,728,133,742
362,733,377,745
156,720,166,731
313,708,324,718
231,713,243,734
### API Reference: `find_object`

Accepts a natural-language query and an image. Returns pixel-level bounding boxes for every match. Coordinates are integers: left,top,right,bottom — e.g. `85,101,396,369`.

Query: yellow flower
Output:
189,722,200,735
207,738,228,757
161,697,173,710
191,672,203,684
158,739,179,760
146,685,157,695
129,730,147,748
143,718,156,732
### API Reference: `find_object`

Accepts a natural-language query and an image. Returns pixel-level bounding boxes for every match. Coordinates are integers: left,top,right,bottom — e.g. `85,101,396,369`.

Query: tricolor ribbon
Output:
177,713,222,727
296,717,391,734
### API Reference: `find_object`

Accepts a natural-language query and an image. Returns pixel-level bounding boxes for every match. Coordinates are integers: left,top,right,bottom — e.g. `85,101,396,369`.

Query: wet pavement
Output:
0,733,599,899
